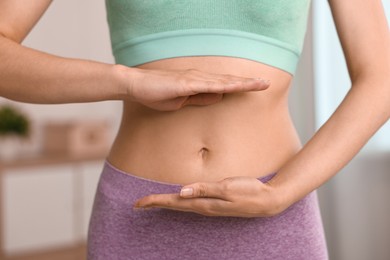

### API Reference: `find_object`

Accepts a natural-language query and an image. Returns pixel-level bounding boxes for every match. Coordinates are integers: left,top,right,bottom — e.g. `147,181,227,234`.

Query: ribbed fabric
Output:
105,0,311,74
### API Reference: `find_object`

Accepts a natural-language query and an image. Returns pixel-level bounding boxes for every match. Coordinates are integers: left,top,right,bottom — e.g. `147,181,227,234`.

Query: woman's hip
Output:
87,162,328,260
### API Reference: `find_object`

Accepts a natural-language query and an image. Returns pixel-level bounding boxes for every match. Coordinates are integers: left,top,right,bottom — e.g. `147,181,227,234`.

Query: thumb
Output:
180,182,223,199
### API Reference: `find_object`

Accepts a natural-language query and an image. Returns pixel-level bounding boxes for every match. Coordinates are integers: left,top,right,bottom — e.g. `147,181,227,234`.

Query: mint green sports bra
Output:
105,0,311,75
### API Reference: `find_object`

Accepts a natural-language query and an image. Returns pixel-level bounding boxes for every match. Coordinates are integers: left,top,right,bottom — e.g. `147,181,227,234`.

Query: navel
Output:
198,147,209,159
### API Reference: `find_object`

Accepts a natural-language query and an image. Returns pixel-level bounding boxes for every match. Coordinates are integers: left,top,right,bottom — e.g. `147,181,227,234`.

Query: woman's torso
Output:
107,56,302,185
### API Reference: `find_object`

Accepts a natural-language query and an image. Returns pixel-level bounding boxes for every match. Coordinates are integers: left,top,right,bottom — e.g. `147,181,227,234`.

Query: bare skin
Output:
1,0,389,218
108,57,300,185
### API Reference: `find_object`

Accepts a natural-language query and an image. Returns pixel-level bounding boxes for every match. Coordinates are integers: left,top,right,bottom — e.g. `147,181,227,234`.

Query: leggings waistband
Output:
104,160,276,186
98,160,276,205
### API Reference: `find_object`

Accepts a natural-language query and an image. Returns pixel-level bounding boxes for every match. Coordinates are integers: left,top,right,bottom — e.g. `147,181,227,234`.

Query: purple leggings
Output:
87,162,328,260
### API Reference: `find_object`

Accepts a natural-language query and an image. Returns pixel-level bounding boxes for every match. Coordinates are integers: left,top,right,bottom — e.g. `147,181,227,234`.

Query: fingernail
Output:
180,187,193,197
133,201,144,209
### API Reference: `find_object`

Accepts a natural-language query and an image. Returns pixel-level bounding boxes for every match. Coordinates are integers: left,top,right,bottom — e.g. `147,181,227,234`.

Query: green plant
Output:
0,105,30,137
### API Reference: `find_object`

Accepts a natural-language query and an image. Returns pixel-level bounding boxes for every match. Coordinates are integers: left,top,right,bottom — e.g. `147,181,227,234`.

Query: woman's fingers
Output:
187,69,271,93
134,194,232,216
133,176,284,217
129,67,270,111
179,180,229,199
184,77,270,96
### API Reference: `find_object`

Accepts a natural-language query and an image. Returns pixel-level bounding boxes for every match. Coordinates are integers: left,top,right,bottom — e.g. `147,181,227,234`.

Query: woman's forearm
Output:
269,78,390,209
0,35,269,108
266,0,390,213
0,35,127,103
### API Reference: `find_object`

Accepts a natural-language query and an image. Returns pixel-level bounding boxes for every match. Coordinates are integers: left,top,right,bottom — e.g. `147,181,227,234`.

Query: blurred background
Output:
0,0,389,259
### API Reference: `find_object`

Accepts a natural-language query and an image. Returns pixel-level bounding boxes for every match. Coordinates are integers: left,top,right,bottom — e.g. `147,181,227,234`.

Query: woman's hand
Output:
120,66,270,111
134,176,286,218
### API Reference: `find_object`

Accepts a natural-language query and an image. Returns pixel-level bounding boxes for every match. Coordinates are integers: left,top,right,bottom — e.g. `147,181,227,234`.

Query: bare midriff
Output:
107,56,302,185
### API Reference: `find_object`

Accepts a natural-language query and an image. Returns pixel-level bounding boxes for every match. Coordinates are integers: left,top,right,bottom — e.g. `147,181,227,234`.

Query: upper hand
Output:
134,176,286,218
122,67,270,111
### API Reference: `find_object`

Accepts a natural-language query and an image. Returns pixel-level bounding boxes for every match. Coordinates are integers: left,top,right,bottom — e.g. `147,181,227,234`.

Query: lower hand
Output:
120,66,270,111
134,176,285,218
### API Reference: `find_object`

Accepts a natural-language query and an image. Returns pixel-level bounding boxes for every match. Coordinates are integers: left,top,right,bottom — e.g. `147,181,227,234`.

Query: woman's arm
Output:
0,0,268,109
134,0,390,216
267,0,390,209
0,0,125,103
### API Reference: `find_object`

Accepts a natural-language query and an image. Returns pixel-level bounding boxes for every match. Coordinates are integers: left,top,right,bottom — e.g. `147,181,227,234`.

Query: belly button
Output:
198,147,209,159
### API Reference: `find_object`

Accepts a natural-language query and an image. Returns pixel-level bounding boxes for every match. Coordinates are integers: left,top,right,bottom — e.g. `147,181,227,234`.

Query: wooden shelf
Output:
0,152,108,171
0,153,106,260
2,243,86,260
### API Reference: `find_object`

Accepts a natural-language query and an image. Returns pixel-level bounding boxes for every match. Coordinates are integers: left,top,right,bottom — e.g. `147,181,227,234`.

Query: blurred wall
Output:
3,1,388,259
0,0,122,154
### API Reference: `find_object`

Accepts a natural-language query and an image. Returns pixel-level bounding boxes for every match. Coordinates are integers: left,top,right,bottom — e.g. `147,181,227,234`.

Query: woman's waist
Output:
108,142,300,185
108,105,301,184
109,56,298,184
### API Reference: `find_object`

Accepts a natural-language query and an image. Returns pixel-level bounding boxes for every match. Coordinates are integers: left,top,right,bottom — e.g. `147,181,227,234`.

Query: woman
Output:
0,0,389,259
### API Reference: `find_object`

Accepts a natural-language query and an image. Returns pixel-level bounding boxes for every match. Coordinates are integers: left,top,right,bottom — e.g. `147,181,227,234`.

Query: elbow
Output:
351,64,390,91
351,68,390,87
349,50,390,89
375,78,390,120
0,28,24,44
350,71,390,120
